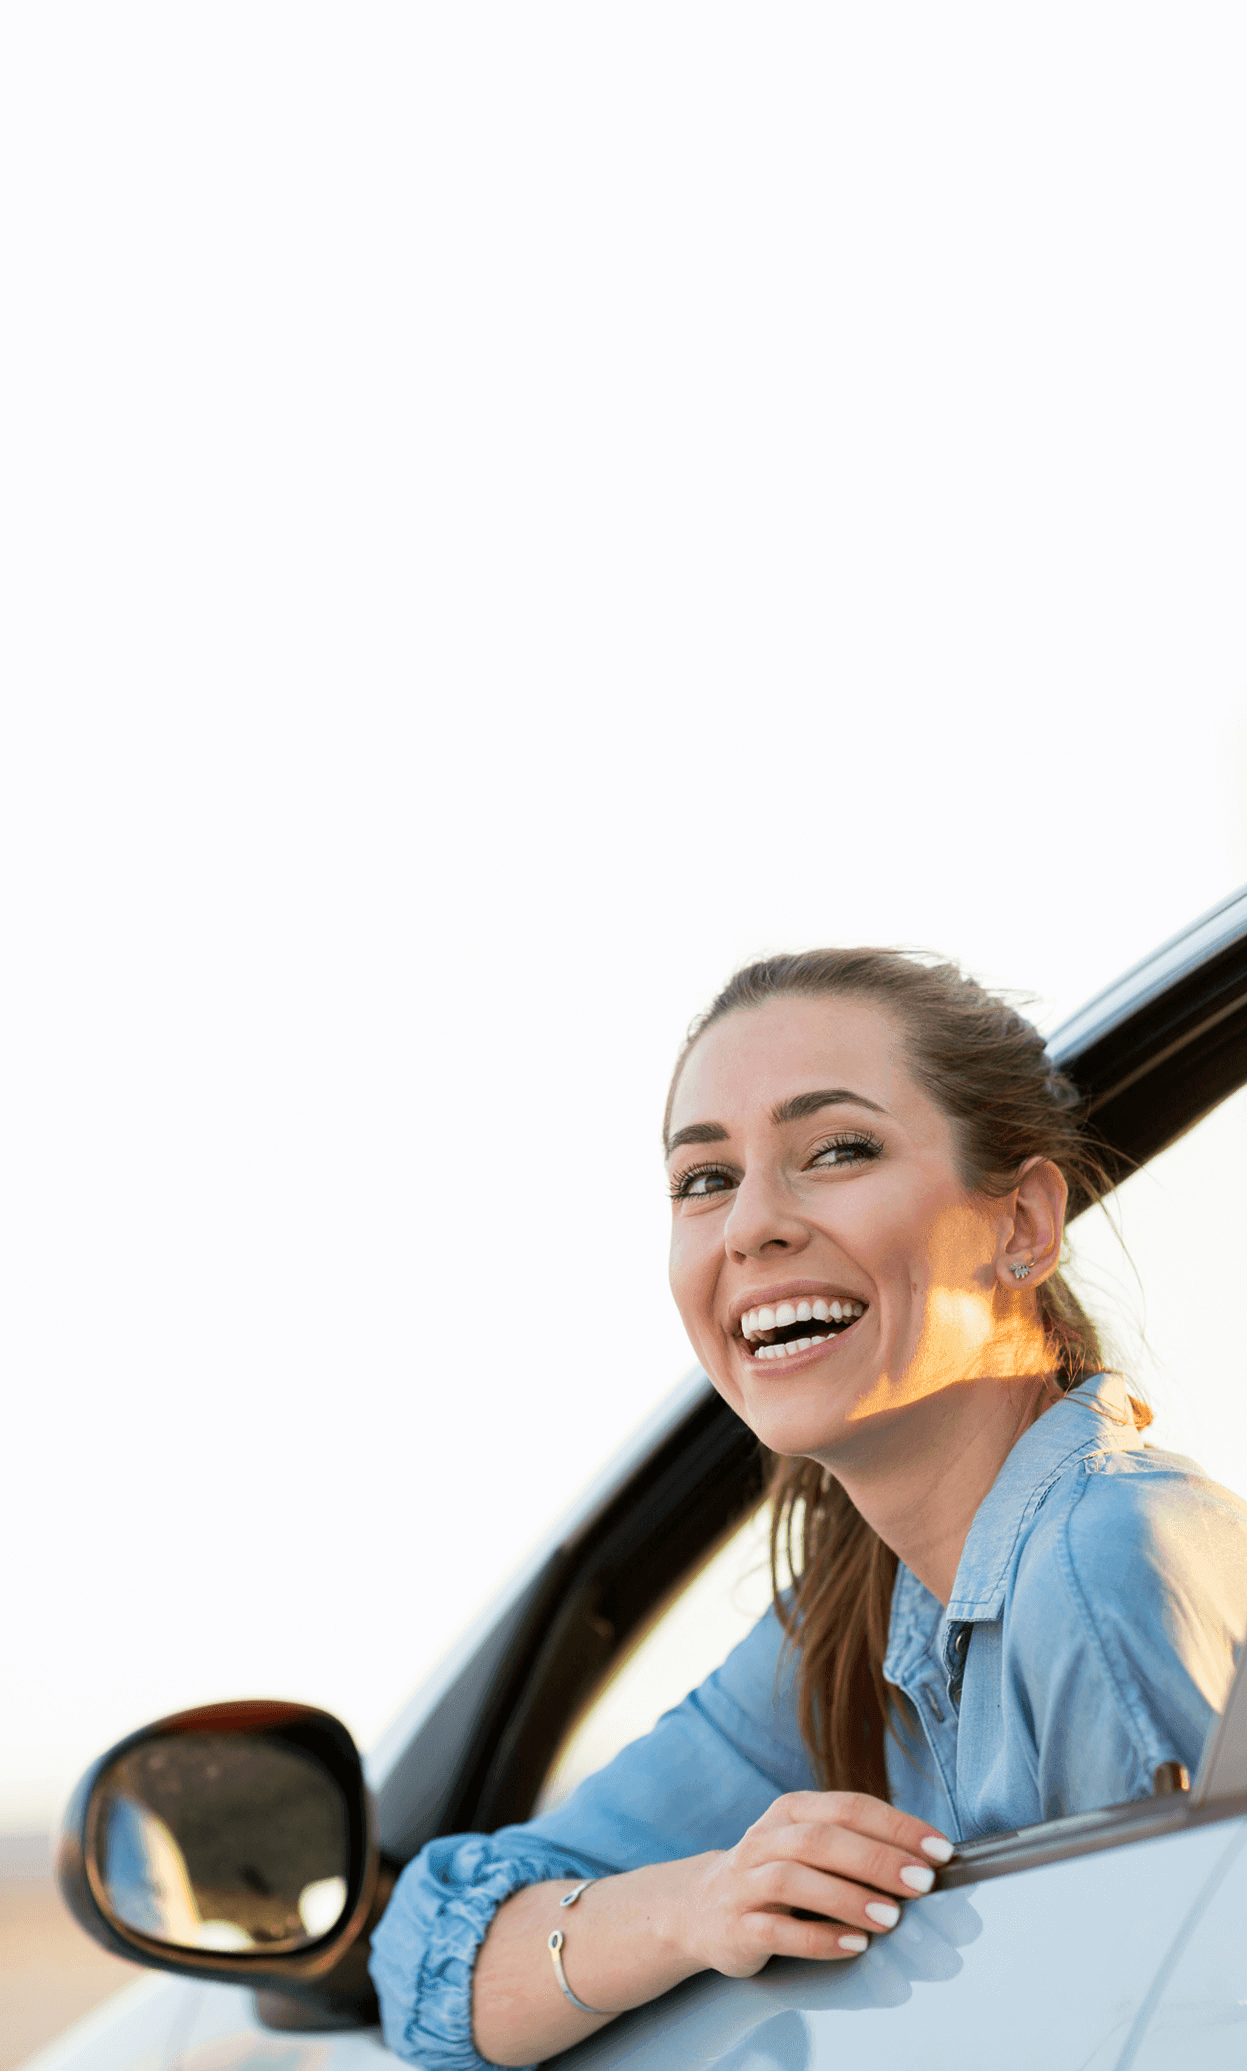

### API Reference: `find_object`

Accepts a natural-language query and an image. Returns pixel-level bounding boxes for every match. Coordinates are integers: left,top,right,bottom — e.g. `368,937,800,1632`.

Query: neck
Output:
821,1368,1057,1605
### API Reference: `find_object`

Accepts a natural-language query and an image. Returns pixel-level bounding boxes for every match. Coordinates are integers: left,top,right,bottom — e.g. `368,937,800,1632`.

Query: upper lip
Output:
728,1280,869,1334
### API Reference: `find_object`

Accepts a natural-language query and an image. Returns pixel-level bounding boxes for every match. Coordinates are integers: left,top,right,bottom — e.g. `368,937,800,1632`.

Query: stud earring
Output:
1010,1260,1033,1281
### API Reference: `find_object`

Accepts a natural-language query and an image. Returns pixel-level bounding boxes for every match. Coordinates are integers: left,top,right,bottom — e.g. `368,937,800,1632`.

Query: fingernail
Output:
865,1900,900,1928
920,1835,954,1864
838,1933,869,1953
899,1863,935,1893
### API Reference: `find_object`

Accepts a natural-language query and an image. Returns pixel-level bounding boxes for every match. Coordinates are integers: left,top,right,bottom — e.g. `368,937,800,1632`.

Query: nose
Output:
721,1163,811,1261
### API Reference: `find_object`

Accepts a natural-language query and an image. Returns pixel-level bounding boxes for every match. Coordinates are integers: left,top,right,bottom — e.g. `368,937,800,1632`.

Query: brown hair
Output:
666,948,1149,1797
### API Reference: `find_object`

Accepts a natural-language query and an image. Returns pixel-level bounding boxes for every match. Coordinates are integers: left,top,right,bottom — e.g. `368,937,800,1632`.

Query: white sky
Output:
2,4,1246,1827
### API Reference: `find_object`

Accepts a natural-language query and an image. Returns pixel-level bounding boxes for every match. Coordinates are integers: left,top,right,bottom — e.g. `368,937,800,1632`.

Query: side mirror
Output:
57,1699,383,2025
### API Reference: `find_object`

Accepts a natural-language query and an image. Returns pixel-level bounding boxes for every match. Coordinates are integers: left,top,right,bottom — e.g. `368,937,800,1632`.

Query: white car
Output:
31,889,1247,2070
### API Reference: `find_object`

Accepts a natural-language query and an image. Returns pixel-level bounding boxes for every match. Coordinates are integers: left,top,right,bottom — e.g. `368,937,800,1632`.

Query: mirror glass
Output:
95,1731,351,1953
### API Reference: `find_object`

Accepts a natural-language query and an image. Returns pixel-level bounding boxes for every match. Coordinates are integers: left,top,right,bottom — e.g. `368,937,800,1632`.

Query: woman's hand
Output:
679,1790,953,1974
473,1796,952,2066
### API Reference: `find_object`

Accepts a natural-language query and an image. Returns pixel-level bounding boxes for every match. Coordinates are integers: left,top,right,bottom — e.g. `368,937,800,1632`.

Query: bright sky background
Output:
3,4,1247,1828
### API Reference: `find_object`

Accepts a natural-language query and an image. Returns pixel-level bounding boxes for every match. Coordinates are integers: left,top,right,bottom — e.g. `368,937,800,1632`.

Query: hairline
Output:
662,984,920,1153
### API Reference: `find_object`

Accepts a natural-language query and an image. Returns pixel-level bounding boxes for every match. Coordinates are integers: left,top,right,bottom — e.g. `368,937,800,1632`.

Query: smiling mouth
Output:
739,1298,868,1361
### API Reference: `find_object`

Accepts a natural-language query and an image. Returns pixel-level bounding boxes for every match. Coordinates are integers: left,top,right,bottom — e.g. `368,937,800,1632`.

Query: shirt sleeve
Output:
368,1606,813,2069
1011,1455,1247,1817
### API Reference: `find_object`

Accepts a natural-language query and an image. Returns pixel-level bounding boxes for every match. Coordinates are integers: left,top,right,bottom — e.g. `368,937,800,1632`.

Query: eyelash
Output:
668,1131,884,1201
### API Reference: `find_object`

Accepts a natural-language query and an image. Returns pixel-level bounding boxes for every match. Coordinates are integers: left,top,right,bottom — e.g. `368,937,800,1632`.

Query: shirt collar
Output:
882,1373,1143,1686
943,1370,1141,1623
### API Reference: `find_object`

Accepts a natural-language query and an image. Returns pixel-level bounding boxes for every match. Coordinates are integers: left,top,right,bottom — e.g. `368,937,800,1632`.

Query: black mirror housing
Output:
57,1699,378,2004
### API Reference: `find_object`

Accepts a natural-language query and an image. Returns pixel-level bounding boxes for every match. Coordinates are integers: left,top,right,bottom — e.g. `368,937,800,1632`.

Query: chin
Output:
733,1387,850,1462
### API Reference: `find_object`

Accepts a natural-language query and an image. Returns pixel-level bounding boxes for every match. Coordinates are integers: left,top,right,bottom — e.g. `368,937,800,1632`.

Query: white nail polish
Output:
900,1864,935,1894
838,1933,869,1952
865,1900,900,1928
920,1835,954,1864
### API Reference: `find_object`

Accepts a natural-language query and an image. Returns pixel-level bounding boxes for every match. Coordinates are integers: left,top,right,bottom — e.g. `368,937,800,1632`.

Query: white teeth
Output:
742,1297,867,1348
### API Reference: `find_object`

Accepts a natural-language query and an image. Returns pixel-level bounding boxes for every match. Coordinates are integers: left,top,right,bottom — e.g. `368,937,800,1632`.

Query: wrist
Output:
646,1851,722,1978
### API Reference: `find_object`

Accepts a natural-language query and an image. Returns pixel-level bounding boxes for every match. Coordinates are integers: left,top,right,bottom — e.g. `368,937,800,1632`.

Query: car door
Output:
553,1813,1247,2071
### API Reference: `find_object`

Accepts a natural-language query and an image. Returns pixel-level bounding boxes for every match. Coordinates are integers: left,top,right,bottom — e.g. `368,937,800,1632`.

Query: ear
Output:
997,1156,1067,1292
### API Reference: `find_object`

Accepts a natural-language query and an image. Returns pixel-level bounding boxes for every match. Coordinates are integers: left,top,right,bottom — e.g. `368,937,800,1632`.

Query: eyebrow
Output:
665,1087,888,1156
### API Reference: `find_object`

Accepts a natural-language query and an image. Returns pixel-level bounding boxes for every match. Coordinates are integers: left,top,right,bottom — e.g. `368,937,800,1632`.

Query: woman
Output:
371,951,1247,2070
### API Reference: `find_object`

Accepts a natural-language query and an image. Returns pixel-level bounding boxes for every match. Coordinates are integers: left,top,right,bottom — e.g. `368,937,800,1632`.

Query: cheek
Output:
666,1221,695,1312
668,1220,718,1335
913,1196,995,1282
880,1200,995,1336
820,1182,917,1279
823,1179,962,1314
865,1170,956,1252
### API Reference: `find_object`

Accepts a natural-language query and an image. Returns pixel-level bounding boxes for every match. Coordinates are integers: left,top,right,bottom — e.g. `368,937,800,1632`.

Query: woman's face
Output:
666,995,1017,1465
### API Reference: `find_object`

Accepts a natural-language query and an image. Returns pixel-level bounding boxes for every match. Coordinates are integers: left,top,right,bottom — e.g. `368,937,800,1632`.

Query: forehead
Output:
668,994,926,1138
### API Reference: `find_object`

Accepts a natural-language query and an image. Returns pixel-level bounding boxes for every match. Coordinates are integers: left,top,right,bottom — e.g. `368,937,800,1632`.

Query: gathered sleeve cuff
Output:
368,1831,603,2070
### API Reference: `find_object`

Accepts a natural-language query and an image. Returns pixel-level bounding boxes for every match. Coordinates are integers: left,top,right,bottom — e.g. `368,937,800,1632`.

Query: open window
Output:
536,1505,786,1815
1065,1082,1247,1502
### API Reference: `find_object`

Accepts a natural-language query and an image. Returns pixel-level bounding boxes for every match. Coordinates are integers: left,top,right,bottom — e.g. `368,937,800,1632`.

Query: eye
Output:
810,1131,883,1171
669,1162,737,1201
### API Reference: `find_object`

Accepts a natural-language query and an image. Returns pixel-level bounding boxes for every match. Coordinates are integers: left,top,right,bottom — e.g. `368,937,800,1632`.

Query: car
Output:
33,887,1247,2070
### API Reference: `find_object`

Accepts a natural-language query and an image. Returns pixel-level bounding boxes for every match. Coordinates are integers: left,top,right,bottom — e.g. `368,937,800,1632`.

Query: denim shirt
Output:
370,1374,1247,2070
